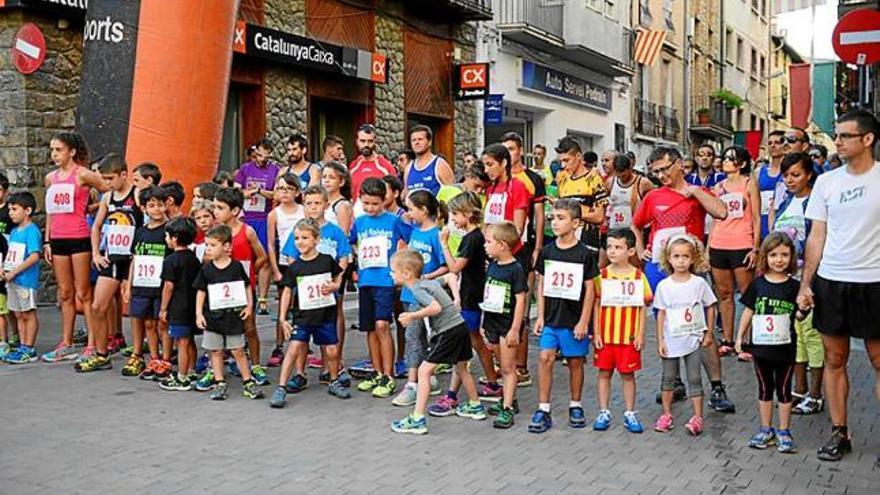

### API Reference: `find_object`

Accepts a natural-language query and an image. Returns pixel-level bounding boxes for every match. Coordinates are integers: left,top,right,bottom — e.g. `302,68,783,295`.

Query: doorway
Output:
406,113,453,167
310,97,369,163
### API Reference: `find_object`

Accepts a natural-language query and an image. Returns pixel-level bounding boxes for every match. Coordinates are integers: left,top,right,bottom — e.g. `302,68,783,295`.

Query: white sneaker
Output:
391,383,418,407
429,376,442,396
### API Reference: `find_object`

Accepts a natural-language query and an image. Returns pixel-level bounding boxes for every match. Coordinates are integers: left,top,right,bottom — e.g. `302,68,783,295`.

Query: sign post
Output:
832,8,880,107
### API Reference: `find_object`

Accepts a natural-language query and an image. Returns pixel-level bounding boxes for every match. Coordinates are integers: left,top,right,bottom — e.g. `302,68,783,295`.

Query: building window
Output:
759,54,766,82
750,47,758,78
737,109,745,130
664,0,675,30
750,114,758,130
736,37,745,70
751,0,759,12
586,0,602,11
605,0,617,20
639,0,652,26
725,28,735,64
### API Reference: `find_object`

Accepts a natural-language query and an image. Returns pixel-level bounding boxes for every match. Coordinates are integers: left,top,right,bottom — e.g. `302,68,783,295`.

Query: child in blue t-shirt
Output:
2,192,42,364
349,178,411,399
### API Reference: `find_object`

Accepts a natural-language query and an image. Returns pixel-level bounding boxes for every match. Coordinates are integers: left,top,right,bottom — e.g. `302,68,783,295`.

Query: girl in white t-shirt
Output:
653,234,718,436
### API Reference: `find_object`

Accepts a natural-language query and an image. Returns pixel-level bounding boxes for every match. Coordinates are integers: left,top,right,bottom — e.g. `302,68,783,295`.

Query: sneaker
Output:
792,396,824,415
121,344,136,357
391,414,428,435
478,383,503,402
488,399,519,416
478,375,501,386
72,327,88,346
121,355,145,377
257,300,270,315
210,381,229,400
655,379,687,404
159,374,192,391
434,363,453,375
318,371,332,384
74,346,95,365
193,370,216,391
226,360,241,377
194,353,211,373
154,360,173,380
654,413,674,433
307,355,323,369
748,427,777,449
4,347,37,364
623,411,644,433
251,365,270,386
41,342,78,362
429,376,442,396
684,415,704,436
336,370,352,388
709,385,736,413
372,375,397,398
242,379,264,399
718,340,735,356
285,374,308,393
186,371,200,383
348,359,374,379
569,406,587,429
493,407,515,429
393,359,408,379
593,409,612,431
428,395,459,417
528,410,552,433
516,368,532,387
269,386,287,408
736,351,753,362
328,380,352,399
74,354,112,373
817,427,852,461
455,401,487,420
267,345,284,367
106,336,127,355
139,359,161,380
391,383,418,407
0,342,9,360
776,429,797,454
357,373,381,392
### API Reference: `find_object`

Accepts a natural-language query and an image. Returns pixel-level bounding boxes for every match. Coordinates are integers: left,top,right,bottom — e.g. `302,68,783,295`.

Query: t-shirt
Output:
192,260,251,335
409,279,465,338
513,168,546,246
773,194,808,259
653,274,717,358
401,226,446,304
556,169,609,251
482,260,528,335
235,160,281,221
436,185,484,256
161,249,201,326
0,234,7,294
593,267,653,345
349,155,395,201
350,212,412,287
536,241,598,329
282,221,351,262
483,178,529,226
805,163,880,282
131,223,170,298
632,187,712,260
457,229,486,311
685,171,726,188
740,275,798,363
0,204,13,238
281,253,341,326
7,223,41,290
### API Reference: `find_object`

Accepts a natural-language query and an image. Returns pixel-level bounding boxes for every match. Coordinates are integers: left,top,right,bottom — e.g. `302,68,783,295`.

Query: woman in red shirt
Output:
482,143,528,237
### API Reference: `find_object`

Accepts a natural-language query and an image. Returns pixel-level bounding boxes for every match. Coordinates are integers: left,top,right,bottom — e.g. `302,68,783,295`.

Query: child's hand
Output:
320,281,334,296
505,328,520,347
159,310,168,325
239,305,252,320
734,337,743,354
658,341,668,358
282,320,293,340
593,332,604,350
634,333,644,351
196,313,207,330
439,227,450,244
399,312,415,327
573,321,588,341
273,269,283,283
93,253,110,270
532,318,544,336
121,282,130,304
701,332,712,348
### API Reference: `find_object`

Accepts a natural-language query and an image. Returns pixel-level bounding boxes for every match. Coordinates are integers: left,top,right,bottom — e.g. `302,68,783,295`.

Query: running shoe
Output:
267,345,284,367
817,427,851,461
653,413,674,433
194,353,211,373
336,370,352,388
372,375,397,398
154,360,173,380
392,383,418,406
569,406,587,429
307,355,323,369
478,383,503,402
257,299,270,315
121,355,145,377
709,385,736,413
623,411,644,433
357,373,380,392
348,359,374,379
434,363,453,375
718,340,735,356
74,354,112,373
121,344,136,357
41,342,78,362
242,379,264,399
736,351,753,362
516,368,532,387
139,359,161,380
318,371,332,384
0,342,10,360
327,380,352,399
159,374,192,391
251,365,270,386
488,399,519,416
684,415,704,436
393,359,408,379
285,374,308,393
193,370,216,391
107,335,127,355
428,395,459,417
528,410,552,433
593,409,612,431
8,333,20,348
748,427,777,449
72,327,88,346
269,386,287,408
74,346,95,365
792,396,824,415
211,381,228,400
226,360,241,377
655,379,687,404
429,376,442,396
493,407,515,429
4,347,37,364
391,414,427,435
455,401,487,420
776,429,797,454
478,375,501,386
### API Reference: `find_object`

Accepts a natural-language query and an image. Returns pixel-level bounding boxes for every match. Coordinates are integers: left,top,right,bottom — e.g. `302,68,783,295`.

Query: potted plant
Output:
710,88,744,109
696,107,711,124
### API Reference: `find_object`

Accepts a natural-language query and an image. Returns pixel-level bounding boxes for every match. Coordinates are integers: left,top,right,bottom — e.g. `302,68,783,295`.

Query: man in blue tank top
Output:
404,124,454,197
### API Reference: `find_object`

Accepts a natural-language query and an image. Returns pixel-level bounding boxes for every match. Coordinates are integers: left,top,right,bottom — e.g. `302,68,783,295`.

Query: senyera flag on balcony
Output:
634,29,666,66
773,0,826,14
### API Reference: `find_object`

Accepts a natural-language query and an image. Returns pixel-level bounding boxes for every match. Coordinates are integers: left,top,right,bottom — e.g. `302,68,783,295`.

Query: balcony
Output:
496,0,564,46
423,0,493,20
690,98,734,139
635,98,659,138
659,105,680,142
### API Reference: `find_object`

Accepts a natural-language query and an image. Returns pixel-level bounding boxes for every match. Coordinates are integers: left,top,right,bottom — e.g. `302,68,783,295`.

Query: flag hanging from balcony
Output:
734,131,762,160
773,0,826,14
634,29,666,66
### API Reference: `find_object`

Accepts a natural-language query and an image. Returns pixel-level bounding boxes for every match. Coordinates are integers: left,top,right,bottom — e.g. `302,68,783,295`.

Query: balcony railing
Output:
635,98,659,137
496,0,564,42
659,105,680,142
423,0,493,20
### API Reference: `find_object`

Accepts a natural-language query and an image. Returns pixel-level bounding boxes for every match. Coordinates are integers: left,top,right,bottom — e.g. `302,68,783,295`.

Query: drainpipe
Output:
684,0,691,148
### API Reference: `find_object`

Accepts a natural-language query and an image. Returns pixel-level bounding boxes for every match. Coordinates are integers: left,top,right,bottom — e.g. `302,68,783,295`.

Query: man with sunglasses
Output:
810,145,833,174
754,130,788,238
784,127,811,154
686,144,725,189
799,109,880,462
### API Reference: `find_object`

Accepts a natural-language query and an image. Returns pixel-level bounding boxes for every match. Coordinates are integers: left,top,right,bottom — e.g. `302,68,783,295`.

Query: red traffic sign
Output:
11,22,47,75
832,8,880,65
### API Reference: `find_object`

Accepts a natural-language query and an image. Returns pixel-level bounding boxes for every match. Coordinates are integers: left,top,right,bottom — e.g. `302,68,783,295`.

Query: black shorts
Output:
709,248,751,270
425,323,473,365
98,258,132,282
813,275,880,340
484,324,523,345
50,238,91,256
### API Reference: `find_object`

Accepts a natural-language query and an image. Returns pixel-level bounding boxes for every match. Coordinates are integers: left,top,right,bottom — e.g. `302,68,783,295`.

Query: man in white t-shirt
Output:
799,109,880,462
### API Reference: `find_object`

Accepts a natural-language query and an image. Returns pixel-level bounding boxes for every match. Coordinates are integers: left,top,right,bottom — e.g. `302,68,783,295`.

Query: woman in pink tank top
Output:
41,132,108,363
708,145,761,360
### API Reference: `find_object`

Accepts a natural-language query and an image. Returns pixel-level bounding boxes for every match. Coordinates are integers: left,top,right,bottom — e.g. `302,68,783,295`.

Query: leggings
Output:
753,358,795,403
661,350,703,398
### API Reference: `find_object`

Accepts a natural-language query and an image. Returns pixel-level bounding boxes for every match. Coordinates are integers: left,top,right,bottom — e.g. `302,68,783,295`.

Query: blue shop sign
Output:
484,94,503,124
521,60,611,111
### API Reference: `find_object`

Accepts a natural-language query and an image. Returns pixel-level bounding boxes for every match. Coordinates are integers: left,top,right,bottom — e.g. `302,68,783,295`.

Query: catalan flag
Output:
633,29,666,66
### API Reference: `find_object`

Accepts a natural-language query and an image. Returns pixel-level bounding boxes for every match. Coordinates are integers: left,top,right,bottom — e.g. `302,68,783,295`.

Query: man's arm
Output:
798,220,826,307
436,157,455,185
690,187,727,220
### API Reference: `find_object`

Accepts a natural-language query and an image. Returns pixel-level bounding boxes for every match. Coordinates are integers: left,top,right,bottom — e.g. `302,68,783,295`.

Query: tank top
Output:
231,223,256,286
709,177,755,250
757,164,785,237
406,155,441,196
281,163,314,189
101,186,142,259
325,197,350,229
607,176,642,230
274,204,304,266
47,165,90,240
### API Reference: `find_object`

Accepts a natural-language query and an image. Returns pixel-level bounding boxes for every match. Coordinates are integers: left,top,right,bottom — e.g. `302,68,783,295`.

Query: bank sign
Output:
521,61,611,111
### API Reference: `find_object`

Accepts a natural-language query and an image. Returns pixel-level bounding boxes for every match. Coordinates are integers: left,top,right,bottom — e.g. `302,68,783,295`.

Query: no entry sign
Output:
11,22,47,74
832,8,880,65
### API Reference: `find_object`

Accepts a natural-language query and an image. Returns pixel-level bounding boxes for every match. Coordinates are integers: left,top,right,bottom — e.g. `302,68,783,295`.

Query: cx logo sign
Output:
233,21,246,53
459,63,488,89
371,53,387,83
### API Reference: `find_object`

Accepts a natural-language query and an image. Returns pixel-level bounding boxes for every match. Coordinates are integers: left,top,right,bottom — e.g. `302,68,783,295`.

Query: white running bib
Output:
297,273,336,310
243,193,266,212
751,314,792,345
484,193,507,224
132,255,163,288
208,280,248,310
105,225,135,256
358,236,389,269
3,242,26,272
722,193,745,219
760,190,774,215
608,205,632,229
479,283,507,314
542,260,583,301
45,183,75,215
651,226,686,263
666,304,707,337
600,278,645,307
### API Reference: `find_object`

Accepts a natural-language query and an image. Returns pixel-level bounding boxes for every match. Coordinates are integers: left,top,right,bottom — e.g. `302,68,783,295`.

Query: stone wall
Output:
264,0,308,148
374,14,405,157
452,22,478,168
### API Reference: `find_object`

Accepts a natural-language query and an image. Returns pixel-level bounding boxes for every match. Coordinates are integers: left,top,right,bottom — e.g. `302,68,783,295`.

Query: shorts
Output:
98,258,132,282
6,284,37,313
593,343,642,373
709,247,751,270
539,326,590,358
49,238,91,256
292,321,338,346
644,260,667,294
795,312,824,368
129,296,161,319
245,218,269,252
484,324,522,345
425,323,473,365
357,286,394,331
0,293,7,316
202,330,245,351
404,316,428,369
460,309,482,333
168,324,194,339
813,275,880,340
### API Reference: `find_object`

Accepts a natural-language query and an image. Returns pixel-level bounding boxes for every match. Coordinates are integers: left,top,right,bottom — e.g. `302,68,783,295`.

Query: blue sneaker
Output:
4,346,37,364
348,359,374,379
623,411,644,433
226,360,241,377
393,359,408,379
776,429,797,454
194,353,210,373
251,365,270,386
269,386,287,408
391,414,428,435
593,409,612,431
569,406,587,429
336,370,352,388
528,409,552,433
285,374,308,393
748,427,777,449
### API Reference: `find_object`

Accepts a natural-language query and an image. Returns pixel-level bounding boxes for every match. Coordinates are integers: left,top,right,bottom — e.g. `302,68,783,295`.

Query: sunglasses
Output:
784,135,804,144
833,132,866,141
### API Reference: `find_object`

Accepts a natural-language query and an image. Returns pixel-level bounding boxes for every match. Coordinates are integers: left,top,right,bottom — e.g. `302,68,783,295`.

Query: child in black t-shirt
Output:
270,219,348,408
193,225,263,401
158,217,202,392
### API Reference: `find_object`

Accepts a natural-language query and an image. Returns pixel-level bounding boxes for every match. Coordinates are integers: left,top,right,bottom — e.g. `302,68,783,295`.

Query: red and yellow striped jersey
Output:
593,267,653,345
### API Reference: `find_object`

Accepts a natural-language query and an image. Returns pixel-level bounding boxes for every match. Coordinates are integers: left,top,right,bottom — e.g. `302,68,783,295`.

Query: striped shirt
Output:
593,267,653,345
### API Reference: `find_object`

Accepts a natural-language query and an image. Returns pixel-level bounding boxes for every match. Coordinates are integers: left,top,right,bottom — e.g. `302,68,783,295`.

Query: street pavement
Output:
1,296,878,495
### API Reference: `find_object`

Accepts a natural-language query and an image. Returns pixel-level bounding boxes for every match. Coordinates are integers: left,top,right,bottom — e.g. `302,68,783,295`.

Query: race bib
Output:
666,304,707,338
132,255,163,288
297,273,336,310
358,236,389,269
190,243,206,262
243,193,266,212
608,205,632,229
3,242,26,272
760,190,774,215
240,260,252,278
208,280,248,310
751,314,792,345
542,261,583,301
721,193,744,219
600,278,645,307
105,225,135,256
479,283,507,314
278,226,294,266
484,193,507,224
651,226,686,263
45,183,75,215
